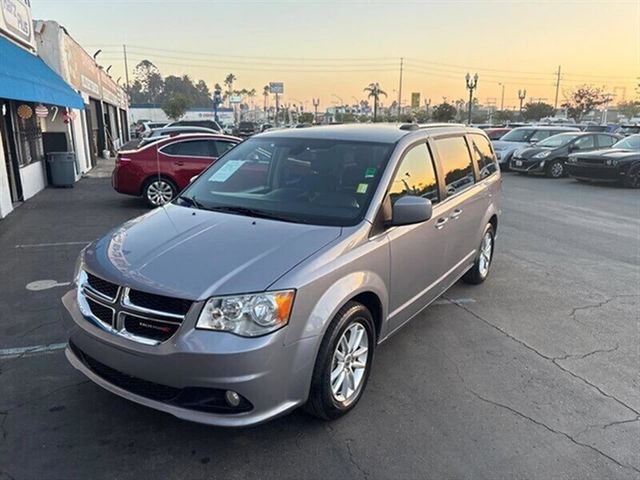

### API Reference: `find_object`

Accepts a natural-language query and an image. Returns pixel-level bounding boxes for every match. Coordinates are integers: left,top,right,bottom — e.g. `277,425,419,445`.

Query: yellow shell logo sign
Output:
17,104,33,120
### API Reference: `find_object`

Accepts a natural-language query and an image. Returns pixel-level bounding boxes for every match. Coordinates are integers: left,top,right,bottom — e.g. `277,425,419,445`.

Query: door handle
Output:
175,161,185,166
435,217,448,230
450,209,462,220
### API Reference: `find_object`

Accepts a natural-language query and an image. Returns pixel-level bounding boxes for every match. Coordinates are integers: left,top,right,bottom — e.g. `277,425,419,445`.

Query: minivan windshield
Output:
178,137,395,226
537,133,580,148
499,128,535,142
613,134,640,150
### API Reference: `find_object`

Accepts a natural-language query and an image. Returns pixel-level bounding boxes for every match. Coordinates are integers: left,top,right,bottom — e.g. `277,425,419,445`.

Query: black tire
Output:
623,164,640,189
463,224,496,285
142,177,178,207
304,301,376,420
545,159,565,178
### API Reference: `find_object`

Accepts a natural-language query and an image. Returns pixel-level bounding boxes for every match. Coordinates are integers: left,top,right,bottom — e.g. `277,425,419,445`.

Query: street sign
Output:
269,82,284,94
229,95,242,104
411,92,421,109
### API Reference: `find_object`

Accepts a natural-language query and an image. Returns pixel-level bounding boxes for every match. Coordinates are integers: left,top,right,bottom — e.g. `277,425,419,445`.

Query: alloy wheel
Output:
478,231,494,278
330,322,369,403
146,180,175,206
550,162,564,178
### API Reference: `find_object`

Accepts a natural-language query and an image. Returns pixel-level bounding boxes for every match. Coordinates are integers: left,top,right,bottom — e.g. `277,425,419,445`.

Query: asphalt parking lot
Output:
0,167,638,480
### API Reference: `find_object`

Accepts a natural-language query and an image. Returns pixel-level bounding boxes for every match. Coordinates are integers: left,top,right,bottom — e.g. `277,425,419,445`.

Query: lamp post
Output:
498,83,505,110
312,98,320,124
465,73,479,125
212,86,222,124
518,89,527,118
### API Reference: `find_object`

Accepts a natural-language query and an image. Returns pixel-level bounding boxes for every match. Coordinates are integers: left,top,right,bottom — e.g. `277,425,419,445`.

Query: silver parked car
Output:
63,124,501,426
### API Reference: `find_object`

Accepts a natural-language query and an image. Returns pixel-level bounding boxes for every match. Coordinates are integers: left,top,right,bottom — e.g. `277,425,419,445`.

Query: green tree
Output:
298,112,315,123
617,100,640,120
132,60,163,104
262,85,270,112
561,85,609,122
432,102,457,122
364,82,387,122
494,110,515,123
522,101,555,121
162,94,193,121
224,73,237,104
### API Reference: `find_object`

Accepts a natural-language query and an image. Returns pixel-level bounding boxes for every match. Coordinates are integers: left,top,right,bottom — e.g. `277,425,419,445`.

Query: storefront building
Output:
0,0,84,219
34,20,129,174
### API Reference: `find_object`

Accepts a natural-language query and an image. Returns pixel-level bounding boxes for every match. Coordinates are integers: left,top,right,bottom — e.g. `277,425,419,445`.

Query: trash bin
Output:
46,152,77,188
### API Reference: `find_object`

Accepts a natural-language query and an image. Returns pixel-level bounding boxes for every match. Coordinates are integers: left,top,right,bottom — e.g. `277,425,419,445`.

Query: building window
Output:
11,102,43,167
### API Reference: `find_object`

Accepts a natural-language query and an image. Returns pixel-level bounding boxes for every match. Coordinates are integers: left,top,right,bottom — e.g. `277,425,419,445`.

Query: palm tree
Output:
224,73,236,106
364,82,387,122
263,85,270,112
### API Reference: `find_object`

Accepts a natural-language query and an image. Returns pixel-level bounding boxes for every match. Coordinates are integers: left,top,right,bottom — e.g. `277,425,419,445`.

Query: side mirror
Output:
388,196,433,227
189,175,198,184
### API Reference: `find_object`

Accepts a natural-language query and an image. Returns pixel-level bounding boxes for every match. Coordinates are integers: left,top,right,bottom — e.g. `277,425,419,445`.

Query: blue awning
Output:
0,36,84,110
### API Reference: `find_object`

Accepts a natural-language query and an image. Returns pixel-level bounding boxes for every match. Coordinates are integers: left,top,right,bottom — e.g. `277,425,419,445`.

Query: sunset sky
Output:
32,0,639,110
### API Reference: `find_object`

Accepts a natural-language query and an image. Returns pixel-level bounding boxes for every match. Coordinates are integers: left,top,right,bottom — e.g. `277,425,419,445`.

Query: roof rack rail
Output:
399,123,465,131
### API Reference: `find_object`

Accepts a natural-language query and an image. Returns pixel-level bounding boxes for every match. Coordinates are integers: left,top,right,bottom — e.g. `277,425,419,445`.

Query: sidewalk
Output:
83,156,116,179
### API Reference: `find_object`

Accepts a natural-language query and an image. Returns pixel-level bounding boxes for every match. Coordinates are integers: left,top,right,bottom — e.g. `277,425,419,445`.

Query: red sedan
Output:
113,133,241,206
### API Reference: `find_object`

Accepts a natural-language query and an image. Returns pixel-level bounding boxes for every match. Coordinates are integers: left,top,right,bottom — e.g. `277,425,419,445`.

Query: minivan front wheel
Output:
463,224,495,285
143,177,177,207
305,301,375,420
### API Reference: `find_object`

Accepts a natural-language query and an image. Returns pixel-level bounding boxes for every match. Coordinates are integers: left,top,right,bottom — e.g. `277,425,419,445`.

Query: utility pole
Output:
554,65,562,111
499,83,505,110
465,73,479,125
518,89,527,118
312,98,320,124
123,45,130,94
275,93,280,127
398,57,404,121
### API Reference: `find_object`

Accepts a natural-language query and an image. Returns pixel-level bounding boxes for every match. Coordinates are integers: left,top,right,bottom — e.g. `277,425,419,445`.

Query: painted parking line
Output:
0,342,67,359
26,280,71,291
15,241,90,249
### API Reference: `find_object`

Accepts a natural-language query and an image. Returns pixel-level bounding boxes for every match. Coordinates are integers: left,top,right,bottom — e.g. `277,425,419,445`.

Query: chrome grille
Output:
78,271,190,345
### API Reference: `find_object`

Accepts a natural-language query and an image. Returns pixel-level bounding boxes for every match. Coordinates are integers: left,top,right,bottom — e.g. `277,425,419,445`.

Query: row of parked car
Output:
116,121,639,208
486,125,639,188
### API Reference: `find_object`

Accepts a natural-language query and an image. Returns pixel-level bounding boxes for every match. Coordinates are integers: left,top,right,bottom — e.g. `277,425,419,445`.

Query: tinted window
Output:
215,141,237,156
469,134,498,178
389,144,439,205
597,134,617,148
500,128,535,142
435,136,476,196
163,140,212,157
530,130,556,142
573,135,595,150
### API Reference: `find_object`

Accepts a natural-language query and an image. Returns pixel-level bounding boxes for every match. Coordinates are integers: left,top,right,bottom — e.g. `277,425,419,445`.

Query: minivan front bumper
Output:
62,289,318,427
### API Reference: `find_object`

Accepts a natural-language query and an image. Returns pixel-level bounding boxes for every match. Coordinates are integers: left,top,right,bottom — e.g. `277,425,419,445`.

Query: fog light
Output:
225,390,241,407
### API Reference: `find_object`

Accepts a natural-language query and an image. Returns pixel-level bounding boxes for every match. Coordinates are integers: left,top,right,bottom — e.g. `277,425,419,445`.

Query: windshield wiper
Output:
206,205,306,223
176,195,207,210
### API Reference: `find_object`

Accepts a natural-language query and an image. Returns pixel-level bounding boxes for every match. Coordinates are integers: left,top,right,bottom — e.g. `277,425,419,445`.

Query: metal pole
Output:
123,45,130,93
500,83,505,110
398,57,404,121
554,65,561,110
275,93,280,127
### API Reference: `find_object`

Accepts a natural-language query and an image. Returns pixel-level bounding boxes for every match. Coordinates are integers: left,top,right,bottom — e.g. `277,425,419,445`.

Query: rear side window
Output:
597,134,617,148
469,134,498,179
573,135,595,150
434,136,476,196
162,140,213,157
389,143,439,204
215,141,237,156
530,130,555,142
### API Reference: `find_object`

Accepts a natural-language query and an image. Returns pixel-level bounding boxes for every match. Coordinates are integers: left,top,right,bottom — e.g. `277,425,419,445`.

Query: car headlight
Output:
196,290,295,337
568,156,577,163
534,151,552,159
73,248,87,287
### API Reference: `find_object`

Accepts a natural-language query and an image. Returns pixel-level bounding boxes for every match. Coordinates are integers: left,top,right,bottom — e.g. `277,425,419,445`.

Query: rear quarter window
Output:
469,134,499,179
434,136,476,197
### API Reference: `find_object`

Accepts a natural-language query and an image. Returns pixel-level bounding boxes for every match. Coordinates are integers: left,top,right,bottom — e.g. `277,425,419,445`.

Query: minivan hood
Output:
84,205,342,300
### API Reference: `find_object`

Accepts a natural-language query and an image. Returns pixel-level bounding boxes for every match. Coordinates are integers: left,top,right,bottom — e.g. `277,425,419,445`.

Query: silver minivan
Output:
63,124,501,426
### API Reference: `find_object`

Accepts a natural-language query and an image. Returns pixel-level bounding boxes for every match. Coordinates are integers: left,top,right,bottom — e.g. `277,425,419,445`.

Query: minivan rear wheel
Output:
304,301,375,420
143,177,177,207
463,224,495,285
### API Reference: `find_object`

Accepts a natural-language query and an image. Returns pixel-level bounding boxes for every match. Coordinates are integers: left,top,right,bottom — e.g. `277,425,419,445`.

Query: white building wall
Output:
0,130,14,219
